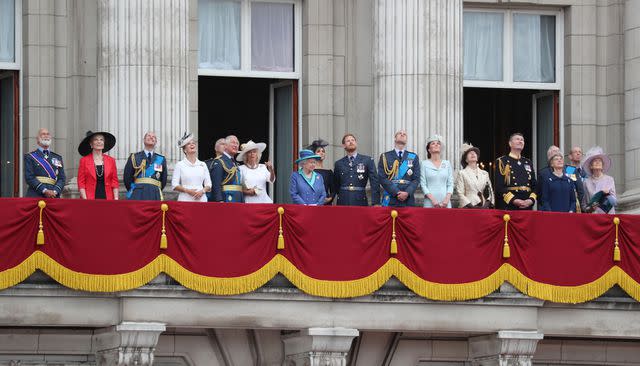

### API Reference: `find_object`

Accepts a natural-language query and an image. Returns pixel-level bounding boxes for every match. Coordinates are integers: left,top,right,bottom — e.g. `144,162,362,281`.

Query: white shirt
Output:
171,158,211,202
239,164,275,203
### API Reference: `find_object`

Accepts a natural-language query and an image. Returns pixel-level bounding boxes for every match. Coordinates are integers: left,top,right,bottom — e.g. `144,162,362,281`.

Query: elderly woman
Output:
455,143,494,208
420,135,454,208
308,139,334,204
290,149,326,205
171,133,211,202
77,131,119,200
540,150,576,212
237,140,275,203
582,147,617,214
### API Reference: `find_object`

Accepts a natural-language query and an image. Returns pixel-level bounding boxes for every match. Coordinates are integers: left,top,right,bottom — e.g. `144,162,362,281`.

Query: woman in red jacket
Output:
77,131,119,200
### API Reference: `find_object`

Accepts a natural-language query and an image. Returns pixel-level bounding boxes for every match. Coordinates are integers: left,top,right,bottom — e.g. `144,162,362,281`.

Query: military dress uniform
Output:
123,151,167,200
377,150,420,207
333,153,380,206
211,153,244,203
24,148,66,198
494,153,537,210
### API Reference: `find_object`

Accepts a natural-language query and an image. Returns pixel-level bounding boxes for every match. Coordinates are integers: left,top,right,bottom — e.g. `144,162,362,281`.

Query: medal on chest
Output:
356,163,365,174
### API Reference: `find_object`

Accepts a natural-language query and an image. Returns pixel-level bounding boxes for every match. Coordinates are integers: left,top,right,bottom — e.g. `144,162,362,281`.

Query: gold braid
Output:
498,158,511,186
130,153,146,178
382,153,399,180
217,157,238,185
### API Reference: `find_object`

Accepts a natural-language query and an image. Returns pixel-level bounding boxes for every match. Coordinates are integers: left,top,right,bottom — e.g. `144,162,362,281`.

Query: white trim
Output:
198,0,302,79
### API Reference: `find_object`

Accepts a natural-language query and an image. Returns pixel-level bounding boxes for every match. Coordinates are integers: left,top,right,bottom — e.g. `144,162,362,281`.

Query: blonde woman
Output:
237,140,275,203
171,133,211,202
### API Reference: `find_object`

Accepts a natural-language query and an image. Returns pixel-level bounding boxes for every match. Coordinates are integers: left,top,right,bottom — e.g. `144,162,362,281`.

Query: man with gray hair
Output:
24,128,66,198
377,130,420,207
566,146,586,212
123,131,167,200
210,135,244,203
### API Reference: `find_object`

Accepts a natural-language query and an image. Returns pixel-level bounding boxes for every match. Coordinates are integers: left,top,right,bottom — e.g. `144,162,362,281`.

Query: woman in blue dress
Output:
420,135,454,208
540,151,576,212
289,149,327,205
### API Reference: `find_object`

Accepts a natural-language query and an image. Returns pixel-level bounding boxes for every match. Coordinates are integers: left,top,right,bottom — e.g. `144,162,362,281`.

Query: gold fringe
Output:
36,200,46,245
502,214,511,259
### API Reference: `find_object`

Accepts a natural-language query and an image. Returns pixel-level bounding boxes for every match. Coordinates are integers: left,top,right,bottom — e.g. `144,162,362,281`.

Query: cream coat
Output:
455,166,495,208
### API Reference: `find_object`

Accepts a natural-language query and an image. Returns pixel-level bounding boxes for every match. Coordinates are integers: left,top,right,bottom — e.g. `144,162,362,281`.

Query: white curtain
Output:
199,0,241,70
251,2,294,72
463,12,503,81
0,0,15,63
514,14,555,83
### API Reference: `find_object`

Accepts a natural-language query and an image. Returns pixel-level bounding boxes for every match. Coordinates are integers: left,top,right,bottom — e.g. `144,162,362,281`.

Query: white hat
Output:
236,140,267,162
178,132,194,148
426,134,444,148
582,146,612,176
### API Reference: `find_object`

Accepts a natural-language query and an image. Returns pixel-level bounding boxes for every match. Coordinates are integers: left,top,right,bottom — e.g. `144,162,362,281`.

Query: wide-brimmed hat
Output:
236,140,267,162
582,146,611,175
295,149,321,164
460,143,481,168
307,139,329,152
78,130,116,156
426,134,444,149
177,132,195,148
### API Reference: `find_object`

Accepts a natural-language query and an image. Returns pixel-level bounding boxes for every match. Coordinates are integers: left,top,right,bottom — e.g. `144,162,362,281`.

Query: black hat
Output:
307,139,329,152
78,130,116,156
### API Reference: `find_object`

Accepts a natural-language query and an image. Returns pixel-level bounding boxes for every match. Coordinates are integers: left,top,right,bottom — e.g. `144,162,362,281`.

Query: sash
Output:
381,153,415,206
127,154,164,199
30,152,57,180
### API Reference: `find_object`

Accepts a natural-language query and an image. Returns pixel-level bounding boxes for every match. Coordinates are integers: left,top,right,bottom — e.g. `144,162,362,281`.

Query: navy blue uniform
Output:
333,153,380,206
377,150,420,207
211,154,244,203
24,149,66,198
540,172,576,212
123,151,168,200
495,154,537,210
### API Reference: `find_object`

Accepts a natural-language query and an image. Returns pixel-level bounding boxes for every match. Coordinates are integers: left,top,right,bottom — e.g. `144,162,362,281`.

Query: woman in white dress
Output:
237,140,275,203
171,133,211,202
455,143,494,209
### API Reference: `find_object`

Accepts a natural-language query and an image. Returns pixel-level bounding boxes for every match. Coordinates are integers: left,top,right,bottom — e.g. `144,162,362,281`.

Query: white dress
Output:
239,164,274,203
171,158,212,202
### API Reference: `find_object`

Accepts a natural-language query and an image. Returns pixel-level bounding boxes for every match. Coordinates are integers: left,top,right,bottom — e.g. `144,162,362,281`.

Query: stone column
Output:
282,327,359,366
97,0,189,165
468,330,544,366
373,0,463,160
621,0,640,212
94,322,166,366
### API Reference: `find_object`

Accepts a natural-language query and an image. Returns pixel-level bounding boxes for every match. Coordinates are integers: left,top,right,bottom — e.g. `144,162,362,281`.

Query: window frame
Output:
463,7,563,91
0,0,21,70
198,0,302,79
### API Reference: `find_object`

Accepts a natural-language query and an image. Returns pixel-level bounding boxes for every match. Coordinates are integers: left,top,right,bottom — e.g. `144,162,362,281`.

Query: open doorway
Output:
198,76,298,203
463,87,559,175
0,70,19,197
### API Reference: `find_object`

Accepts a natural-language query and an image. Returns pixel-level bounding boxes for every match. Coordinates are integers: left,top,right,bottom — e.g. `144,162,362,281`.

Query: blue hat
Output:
295,149,321,164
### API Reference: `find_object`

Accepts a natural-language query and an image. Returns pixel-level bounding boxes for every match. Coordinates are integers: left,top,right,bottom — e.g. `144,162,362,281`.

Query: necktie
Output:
398,151,403,160
147,152,152,164
349,156,354,166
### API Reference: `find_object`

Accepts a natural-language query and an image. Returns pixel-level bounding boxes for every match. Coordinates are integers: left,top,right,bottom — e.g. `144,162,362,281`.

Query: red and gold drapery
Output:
1,198,639,303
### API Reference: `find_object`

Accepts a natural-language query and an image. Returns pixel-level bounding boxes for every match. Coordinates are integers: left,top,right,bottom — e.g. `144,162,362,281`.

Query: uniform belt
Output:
340,186,365,191
134,177,161,188
36,176,56,185
222,185,243,192
507,186,531,192
392,179,410,184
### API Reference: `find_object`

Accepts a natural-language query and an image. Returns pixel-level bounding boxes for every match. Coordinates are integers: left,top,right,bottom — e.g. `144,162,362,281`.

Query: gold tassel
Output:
613,217,621,262
277,207,285,250
502,214,511,259
36,200,46,245
390,210,398,254
160,203,169,249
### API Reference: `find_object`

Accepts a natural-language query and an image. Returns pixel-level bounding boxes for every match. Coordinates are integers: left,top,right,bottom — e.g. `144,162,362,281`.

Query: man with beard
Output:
123,131,168,200
333,133,380,206
495,133,537,210
377,130,420,207
211,135,244,203
24,128,66,198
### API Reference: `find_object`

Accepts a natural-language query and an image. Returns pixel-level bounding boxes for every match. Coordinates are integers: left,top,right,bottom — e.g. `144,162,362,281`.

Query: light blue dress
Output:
420,159,454,208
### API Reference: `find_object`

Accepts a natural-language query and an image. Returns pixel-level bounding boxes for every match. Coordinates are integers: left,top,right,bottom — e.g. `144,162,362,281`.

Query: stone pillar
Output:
468,330,544,366
373,0,463,160
621,0,640,212
94,322,166,366
97,0,189,165
282,327,359,366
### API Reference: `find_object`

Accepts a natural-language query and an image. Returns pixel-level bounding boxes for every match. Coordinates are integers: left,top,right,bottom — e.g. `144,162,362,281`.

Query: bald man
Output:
24,128,66,198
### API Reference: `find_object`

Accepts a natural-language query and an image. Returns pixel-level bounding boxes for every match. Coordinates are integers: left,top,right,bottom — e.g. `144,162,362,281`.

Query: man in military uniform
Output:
377,130,420,207
211,135,244,203
24,128,66,198
333,133,380,206
566,146,586,212
123,131,167,200
495,133,537,210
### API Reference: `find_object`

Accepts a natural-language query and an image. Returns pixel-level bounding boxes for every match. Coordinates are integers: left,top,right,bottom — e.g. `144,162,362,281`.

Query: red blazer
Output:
77,154,119,200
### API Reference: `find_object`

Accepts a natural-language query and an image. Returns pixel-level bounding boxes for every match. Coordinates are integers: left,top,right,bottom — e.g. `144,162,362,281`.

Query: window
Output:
199,0,301,78
0,0,18,67
463,9,562,89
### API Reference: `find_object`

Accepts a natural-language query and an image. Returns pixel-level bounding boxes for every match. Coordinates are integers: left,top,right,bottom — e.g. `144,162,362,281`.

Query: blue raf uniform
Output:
24,148,66,198
123,151,167,200
211,153,244,203
333,153,380,206
377,150,420,207
494,153,537,210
